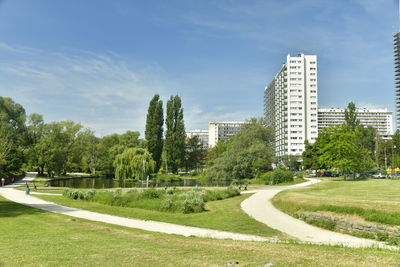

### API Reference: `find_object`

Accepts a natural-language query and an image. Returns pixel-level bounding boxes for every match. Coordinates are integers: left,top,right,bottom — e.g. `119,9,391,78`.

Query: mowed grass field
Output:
1,196,399,267
273,178,400,230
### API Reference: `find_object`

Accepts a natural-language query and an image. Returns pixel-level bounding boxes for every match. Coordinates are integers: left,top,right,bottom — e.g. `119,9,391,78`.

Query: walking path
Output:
241,178,394,249
0,184,273,243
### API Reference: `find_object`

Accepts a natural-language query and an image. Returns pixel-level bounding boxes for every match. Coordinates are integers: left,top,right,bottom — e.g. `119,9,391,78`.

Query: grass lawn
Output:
1,197,399,267
273,178,400,239
35,193,279,238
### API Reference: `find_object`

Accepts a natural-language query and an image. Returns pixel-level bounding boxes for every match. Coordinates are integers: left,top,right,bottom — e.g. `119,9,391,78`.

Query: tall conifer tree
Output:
165,95,186,173
145,94,164,172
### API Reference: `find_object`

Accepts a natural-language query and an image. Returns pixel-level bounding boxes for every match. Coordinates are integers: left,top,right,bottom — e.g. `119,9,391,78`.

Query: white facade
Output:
264,53,318,157
208,122,245,147
318,108,393,135
186,129,209,149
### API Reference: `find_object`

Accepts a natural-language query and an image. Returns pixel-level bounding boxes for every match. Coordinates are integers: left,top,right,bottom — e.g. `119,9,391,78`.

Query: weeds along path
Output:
0,186,275,243
240,178,396,249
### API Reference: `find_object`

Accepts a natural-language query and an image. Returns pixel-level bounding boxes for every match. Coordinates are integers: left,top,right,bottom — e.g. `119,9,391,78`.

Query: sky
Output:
0,0,398,136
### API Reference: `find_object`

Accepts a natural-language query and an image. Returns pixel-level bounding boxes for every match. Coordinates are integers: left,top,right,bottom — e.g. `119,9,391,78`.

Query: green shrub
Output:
160,195,175,211
83,189,96,200
182,191,205,213
140,188,163,199
307,218,336,231
376,232,389,241
258,168,294,185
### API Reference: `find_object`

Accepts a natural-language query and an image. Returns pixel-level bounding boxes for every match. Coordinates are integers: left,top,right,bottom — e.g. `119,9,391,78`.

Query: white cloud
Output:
0,42,257,137
0,43,168,136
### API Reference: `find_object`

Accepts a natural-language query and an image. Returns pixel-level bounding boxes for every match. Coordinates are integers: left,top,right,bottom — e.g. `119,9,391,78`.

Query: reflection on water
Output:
49,177,232,189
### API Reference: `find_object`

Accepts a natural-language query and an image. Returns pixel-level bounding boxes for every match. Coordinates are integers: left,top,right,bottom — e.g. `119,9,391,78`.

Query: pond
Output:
49,176,232,189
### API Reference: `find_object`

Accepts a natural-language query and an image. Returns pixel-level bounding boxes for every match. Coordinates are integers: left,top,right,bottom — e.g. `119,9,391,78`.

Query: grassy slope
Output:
1,197,399,267
35,193,279,238
273,178,400,226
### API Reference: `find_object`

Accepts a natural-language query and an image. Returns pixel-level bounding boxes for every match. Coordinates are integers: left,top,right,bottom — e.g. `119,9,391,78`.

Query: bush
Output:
258,168,294,185
182,191,205,213
140,188,162,199
64,189,83,200
84,189,96,200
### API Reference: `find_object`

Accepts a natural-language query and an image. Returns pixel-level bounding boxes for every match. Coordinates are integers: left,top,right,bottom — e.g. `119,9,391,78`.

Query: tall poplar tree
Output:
165,95,186,173
145,94,164,172
344,102,359,130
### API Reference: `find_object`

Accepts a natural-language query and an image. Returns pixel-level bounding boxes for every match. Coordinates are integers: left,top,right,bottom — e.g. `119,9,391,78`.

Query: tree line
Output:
302,102,399,175
0,95,207,180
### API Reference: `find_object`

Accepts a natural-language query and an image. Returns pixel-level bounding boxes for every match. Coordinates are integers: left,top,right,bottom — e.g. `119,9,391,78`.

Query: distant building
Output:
264,53,318,157
318,108,393,136
186,129,209,149
208,121,245,147
394,32,400,130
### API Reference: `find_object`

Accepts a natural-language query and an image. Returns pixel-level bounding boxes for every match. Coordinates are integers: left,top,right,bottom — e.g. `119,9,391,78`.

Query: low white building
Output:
208,121,245,147
186,129,209,149
318,108,393,136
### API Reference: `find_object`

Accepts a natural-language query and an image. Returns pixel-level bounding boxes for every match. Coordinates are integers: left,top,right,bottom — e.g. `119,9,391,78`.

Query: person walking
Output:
1,177,4,187
25,184,30,194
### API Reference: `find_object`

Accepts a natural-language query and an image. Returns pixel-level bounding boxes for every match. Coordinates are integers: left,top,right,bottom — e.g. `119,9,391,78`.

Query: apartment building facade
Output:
264,53,318,157
318,108,393,136
394,32,400,130
208,121,245,147
186,129,209,149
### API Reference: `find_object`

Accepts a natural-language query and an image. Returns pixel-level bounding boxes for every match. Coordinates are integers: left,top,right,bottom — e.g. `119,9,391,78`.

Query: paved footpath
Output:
0,184,273,243
241,178,396,249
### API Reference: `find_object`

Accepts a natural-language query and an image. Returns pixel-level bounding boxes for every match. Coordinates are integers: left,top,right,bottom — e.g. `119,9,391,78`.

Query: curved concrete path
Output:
241,178,395,249
0,186,274,243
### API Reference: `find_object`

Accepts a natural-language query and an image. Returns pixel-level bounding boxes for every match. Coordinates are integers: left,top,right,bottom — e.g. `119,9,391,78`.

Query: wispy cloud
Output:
0,42,256,136
0,43,169,136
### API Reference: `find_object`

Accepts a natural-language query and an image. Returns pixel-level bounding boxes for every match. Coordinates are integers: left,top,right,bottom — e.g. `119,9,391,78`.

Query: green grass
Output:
1,197,399,267
273,178,400,233
36,193,279,238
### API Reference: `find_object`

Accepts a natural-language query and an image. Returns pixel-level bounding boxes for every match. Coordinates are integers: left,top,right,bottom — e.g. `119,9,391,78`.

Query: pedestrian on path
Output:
1,177,4,186
11,177,15,184
25,184,30,194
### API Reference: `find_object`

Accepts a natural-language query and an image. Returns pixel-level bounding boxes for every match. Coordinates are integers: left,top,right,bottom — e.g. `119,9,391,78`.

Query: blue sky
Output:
0,0,398,136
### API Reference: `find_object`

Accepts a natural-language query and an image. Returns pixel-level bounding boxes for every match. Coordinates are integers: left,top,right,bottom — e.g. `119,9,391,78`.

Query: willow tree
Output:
114,148,155,180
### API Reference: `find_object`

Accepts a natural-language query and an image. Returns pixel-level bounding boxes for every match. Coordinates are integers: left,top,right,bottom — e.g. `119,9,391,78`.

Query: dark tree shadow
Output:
0,198,47,218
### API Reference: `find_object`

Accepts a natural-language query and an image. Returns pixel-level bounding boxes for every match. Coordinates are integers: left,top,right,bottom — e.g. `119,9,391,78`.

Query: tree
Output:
145,94,164,172
205,118,274,180
114,148,155,180
344,102,359,130
34,121,83,177
26,113,45,175
184,136,206,172
207,140,230,166
0,97,27,174
0,125,12,170
96,131,143,174
165,95,186,173
318,125,374,175
302,140,321,170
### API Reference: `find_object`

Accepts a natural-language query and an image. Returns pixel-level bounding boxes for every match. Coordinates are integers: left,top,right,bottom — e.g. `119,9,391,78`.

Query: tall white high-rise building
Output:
264,53,318,157
394,32,400,130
